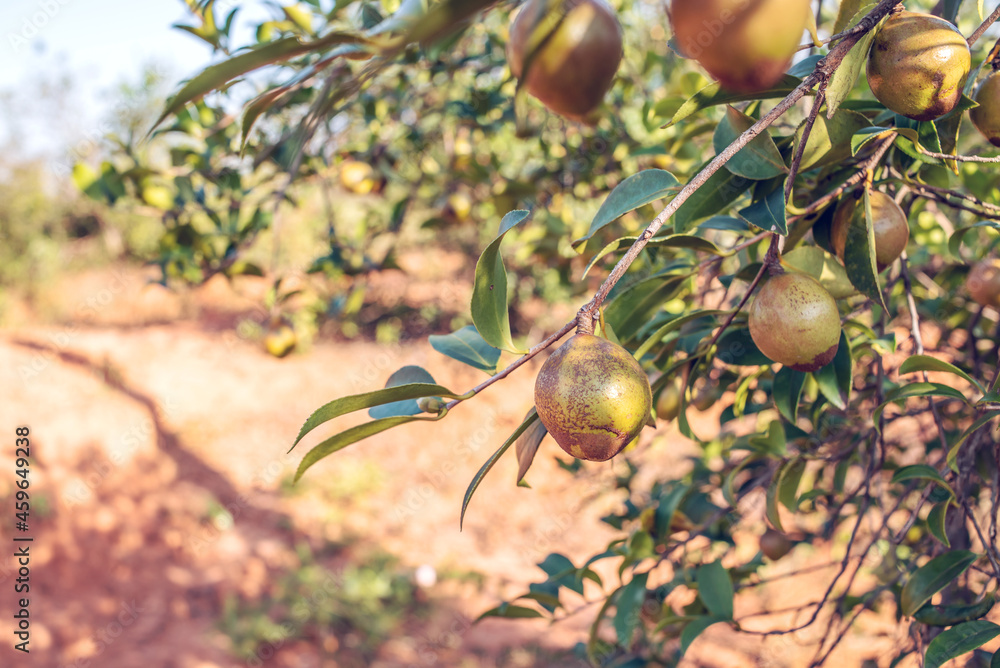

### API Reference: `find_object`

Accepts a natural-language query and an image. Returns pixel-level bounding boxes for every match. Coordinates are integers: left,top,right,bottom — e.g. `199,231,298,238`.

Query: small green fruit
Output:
748,272,841,372
759,529,793,560
655,378,682,422
970,70,1000,147
507,0,623,121
866,11,971,121
534,333,652,461
831,191,910,272
670,0,811,93
264,320,297,358
966,258,1000,308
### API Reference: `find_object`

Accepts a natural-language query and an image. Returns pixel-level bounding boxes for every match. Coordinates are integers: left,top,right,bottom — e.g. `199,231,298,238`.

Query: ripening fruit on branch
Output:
866,11,971,121
759,528,793,560
966,258,1000,308
507,0,623,122
264,319,297,358
669,0,810,93
970,70,1000,147
534,333,652,461
748,272,841,372
655,377,682,421
339,159,378,194
831,191,910,272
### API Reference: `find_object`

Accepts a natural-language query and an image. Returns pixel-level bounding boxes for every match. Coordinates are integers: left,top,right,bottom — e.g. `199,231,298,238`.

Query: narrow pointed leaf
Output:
665,76,803,127
842,188,887,309
674,167,751,232
825,3,878,118
873,382,969,424
614,572,649,645
902,550,977,617
925,621,1000,668
574,170,680,249
737,180,788,235
369,366,438,418
515,407,546,483
712,106,787,180
900,355,984,394
697,561,734,620
927,502,951,547
680,616,725,655
773,367,806,423
471,210,531,353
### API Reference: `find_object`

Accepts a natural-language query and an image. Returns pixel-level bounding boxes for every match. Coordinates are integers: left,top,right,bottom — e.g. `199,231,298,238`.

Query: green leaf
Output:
874,382,969,424
293,382,461,447
812,330,852,409
773,367,806,423
778,457,807,512
915,595,996,626
712,106,787,181
471,210,531,353
947,411,1000,472
515,407,546,484
901,550,978,617
665,76,803,127
716,327,772,367
461,410,539,529
673,167,752,232
477,603,545,620
927,502,951,547
680,616,725,655
604,273,690,342
833,0,865,33
782,246,856,298
697,561,734,620
899,355,984,394
891,464,954,498
368,366,438,419
429,325,502,375
583,234,722,278
795,109,871,170
941,0,964,23
614,572,649,645
634,310,724,361
154,32,364,129
654,483,691,538
294,412,446,482
825,3,878,118
949,221,1000,260
851,126,895,156
574,170,680,249
737,179,788,235
925,621,1000,668
842,188,887,310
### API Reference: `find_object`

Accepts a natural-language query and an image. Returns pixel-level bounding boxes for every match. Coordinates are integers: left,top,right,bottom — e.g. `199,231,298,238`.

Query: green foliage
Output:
147,0,1000,665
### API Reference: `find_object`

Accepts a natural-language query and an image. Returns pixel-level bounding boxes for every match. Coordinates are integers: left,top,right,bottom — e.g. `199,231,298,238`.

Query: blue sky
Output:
0,0,264,162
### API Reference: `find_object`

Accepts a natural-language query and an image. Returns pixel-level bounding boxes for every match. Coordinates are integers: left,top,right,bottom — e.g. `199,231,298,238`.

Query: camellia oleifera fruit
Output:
669,0,810,93
749,272,841,372
867,11,971,121
655,378,682,422
264,319,297,358
966,258,1000,308
831,191,910,272
507,0,623,121
534,333,652,461
970,70,1000,147
759,529,794,561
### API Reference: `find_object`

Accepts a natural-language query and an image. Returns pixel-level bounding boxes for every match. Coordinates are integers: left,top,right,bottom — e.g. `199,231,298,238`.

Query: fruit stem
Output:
763,234,785,276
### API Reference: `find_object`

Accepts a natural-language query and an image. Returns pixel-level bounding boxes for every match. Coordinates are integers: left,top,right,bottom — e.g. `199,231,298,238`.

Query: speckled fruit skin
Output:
507,0,623,121
749,272,841,372
966,258,1000,308
759,529,793,560
867,11,971,122
831,191,910,272
534,333,652,461
670,0,810,93
971,71,1000,147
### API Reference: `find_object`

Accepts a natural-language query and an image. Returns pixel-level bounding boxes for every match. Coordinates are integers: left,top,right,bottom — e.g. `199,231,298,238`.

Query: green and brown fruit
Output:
966,258,1000,308
507,0,623,121
669,0,811,93
264,319,297,358
748,272,841,372
831,191,909,272
759,528,793,560
655,377,682,421
534,333,652,461
866,11,971,121
970,70,1000,147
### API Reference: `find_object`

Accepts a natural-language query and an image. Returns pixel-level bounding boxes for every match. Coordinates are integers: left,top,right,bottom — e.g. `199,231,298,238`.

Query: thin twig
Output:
786,88,827,203
968,3,1000,47
915,147,1000,163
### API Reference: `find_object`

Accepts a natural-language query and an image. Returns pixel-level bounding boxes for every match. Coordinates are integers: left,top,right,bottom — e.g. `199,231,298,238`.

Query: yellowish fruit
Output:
655,379,682,421
749,272,841,372
507,0,623,121
670,0,810,93
831,191,910,272
966,258,1000,308
866,11,971,121
759,529,793,560
970,70,1000,147
446,192,473,222
264,321,297,358
534,333,652,461
339,160,377,194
